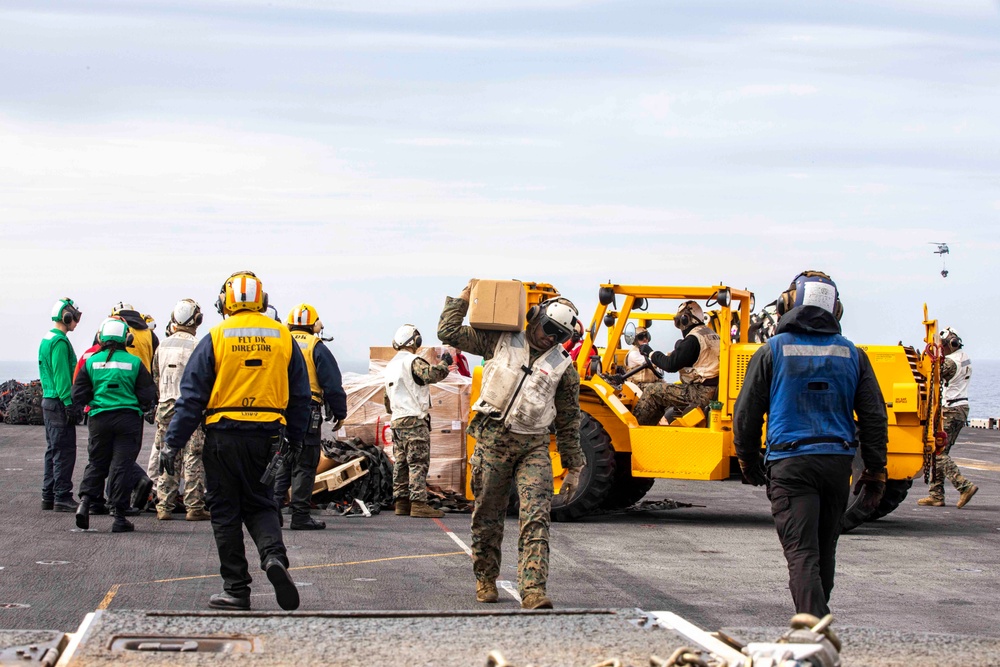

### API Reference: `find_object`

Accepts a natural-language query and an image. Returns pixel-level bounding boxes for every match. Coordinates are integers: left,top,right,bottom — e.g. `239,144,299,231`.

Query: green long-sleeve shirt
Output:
38,328,77,405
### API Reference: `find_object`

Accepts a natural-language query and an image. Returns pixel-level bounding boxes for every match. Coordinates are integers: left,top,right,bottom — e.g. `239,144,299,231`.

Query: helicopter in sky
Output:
930,242,949,277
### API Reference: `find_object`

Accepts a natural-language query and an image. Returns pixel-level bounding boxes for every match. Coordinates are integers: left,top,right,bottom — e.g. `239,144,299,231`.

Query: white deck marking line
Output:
432,518,520,602
952,457,1000,472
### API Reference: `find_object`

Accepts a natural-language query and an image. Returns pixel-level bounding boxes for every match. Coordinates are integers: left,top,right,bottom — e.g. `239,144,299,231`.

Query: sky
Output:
2,0,999,373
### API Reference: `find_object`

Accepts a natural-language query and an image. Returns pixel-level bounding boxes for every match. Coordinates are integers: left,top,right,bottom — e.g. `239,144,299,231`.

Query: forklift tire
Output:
600,453,655,510
552,413,616,521
840,453,912,532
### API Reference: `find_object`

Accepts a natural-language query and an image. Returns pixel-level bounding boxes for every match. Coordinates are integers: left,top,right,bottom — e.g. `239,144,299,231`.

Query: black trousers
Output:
41,398,77,504
767,454,853,617
274,428,321,522
204,429,288,597
80,410,143,513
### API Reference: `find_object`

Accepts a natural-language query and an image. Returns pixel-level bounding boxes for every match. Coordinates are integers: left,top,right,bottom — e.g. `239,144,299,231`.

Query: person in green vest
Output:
39,298,84,512
72,317,157,533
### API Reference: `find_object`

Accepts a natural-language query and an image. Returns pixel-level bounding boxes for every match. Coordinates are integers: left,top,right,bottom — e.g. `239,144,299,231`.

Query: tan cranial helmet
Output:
674,301,705,330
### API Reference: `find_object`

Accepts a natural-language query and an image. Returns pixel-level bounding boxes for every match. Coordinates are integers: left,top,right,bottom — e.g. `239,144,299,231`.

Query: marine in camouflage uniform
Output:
438,294,584,604
383,358,449,504
922,349,976,506
632,301,720,425
150,306,208,520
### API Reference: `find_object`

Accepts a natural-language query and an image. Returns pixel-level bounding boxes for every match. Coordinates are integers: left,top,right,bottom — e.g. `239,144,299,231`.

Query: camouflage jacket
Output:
383,356,450,429
438,295,584,469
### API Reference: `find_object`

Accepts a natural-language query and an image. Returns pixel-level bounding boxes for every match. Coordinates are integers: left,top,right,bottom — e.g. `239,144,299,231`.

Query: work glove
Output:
739,458,767,487
459,279,475,302
330,418,343,432
440,351,454,367
638,343,654,358
560,466,585,500
285,439,304,470
853,468,887,514
65,403,84,425
143,406,157,425
158,446,181,476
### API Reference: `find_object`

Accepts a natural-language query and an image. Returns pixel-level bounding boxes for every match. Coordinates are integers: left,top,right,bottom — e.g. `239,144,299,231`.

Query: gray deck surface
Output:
1,424,998,665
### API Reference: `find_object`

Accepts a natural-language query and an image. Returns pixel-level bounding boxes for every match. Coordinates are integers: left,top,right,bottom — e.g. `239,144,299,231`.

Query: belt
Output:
770,435,856,452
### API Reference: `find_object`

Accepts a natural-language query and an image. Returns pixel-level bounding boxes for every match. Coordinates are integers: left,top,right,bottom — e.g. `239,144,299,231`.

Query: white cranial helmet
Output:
171,299,203,329
392,324,422,350
537,300,577,345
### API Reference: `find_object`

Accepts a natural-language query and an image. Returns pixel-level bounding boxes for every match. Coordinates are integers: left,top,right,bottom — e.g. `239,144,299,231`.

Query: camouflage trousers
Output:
928,405,973,500
469,427,553,598
151,415,207,512
392,420,431,503
633,382,718,426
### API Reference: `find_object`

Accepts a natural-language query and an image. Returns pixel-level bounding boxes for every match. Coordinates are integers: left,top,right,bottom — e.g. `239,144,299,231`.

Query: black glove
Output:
739,458,767,486
440,351,454,367
285,439,303,470
853,468,887,514
65,403,84,425
639,343,654,358
143,406,157,425
323,402,337,422
158,446,180,476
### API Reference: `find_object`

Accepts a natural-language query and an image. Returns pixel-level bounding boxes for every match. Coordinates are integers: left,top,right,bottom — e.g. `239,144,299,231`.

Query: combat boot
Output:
394,498,411,516
186,509,211,521
157,509,172,521
111,515,135,533
209,592,250,610
476,581,499,603
956,484,978,509
916,496,944,507
409,501,444,518
521,591,553,610
264,556,300,611
75,497,90,530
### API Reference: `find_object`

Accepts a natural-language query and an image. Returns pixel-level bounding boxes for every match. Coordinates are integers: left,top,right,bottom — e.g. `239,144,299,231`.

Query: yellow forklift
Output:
466,282,944,530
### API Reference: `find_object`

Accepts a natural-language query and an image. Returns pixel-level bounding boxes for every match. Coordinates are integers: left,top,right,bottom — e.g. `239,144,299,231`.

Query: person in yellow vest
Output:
274,303,347,530
110,302,159,372
163,271,311,611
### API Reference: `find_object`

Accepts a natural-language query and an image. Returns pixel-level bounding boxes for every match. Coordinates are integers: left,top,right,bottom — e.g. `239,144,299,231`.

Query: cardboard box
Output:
469,279,526,331
427,457,466,495
369,346,442,364
430,421,467,460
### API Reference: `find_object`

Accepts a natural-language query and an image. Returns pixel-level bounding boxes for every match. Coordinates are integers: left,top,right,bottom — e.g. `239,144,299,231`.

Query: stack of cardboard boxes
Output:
337,347,471,494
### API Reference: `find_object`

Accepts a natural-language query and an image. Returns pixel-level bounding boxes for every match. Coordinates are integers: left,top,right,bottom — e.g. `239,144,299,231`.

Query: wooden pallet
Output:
312,457,368,494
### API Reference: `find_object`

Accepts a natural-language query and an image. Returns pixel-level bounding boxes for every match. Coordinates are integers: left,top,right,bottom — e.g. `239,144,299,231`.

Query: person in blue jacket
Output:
734,270,888,618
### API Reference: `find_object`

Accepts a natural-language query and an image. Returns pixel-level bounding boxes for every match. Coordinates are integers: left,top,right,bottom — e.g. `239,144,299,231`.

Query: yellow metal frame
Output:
465,281,938,500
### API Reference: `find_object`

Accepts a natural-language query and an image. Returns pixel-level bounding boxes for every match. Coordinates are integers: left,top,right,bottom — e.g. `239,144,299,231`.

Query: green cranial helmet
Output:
98,317,129,346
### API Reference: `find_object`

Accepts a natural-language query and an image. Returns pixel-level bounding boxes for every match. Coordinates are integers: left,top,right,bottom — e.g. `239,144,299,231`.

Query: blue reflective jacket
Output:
765,331,860,462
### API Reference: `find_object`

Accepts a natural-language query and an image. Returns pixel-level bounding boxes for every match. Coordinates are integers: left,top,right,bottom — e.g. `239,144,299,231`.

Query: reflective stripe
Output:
222,327,281,338
44,332,57,340
960,359,971,368
295,340,308,349
91,361,134,370
783,344,852,358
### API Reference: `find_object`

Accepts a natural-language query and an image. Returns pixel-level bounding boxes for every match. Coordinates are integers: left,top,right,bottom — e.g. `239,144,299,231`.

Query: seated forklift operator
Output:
631,301,721,426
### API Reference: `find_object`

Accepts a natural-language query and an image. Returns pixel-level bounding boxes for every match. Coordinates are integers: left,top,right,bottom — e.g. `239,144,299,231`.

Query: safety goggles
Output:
541,319,573,344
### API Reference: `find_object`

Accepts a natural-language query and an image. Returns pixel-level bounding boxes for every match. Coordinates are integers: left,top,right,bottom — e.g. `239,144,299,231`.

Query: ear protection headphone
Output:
54,298,82,326
776,270,843,320
674,301,702,330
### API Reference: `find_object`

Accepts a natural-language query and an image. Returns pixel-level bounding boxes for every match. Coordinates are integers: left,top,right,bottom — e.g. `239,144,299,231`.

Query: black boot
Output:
111,511,134,533
290,516,326,530
264,557,300,611
75,497,90,530
130,476,154,512
209,592,251,610
88,503,110,515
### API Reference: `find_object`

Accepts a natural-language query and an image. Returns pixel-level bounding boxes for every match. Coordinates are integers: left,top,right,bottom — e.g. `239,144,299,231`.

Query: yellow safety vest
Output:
290,331,323,404
205,311,293,426
128,328,154,372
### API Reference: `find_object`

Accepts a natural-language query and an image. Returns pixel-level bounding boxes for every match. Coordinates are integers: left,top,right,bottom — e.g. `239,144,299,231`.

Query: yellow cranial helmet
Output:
216,270,267,316
286,303,322,334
